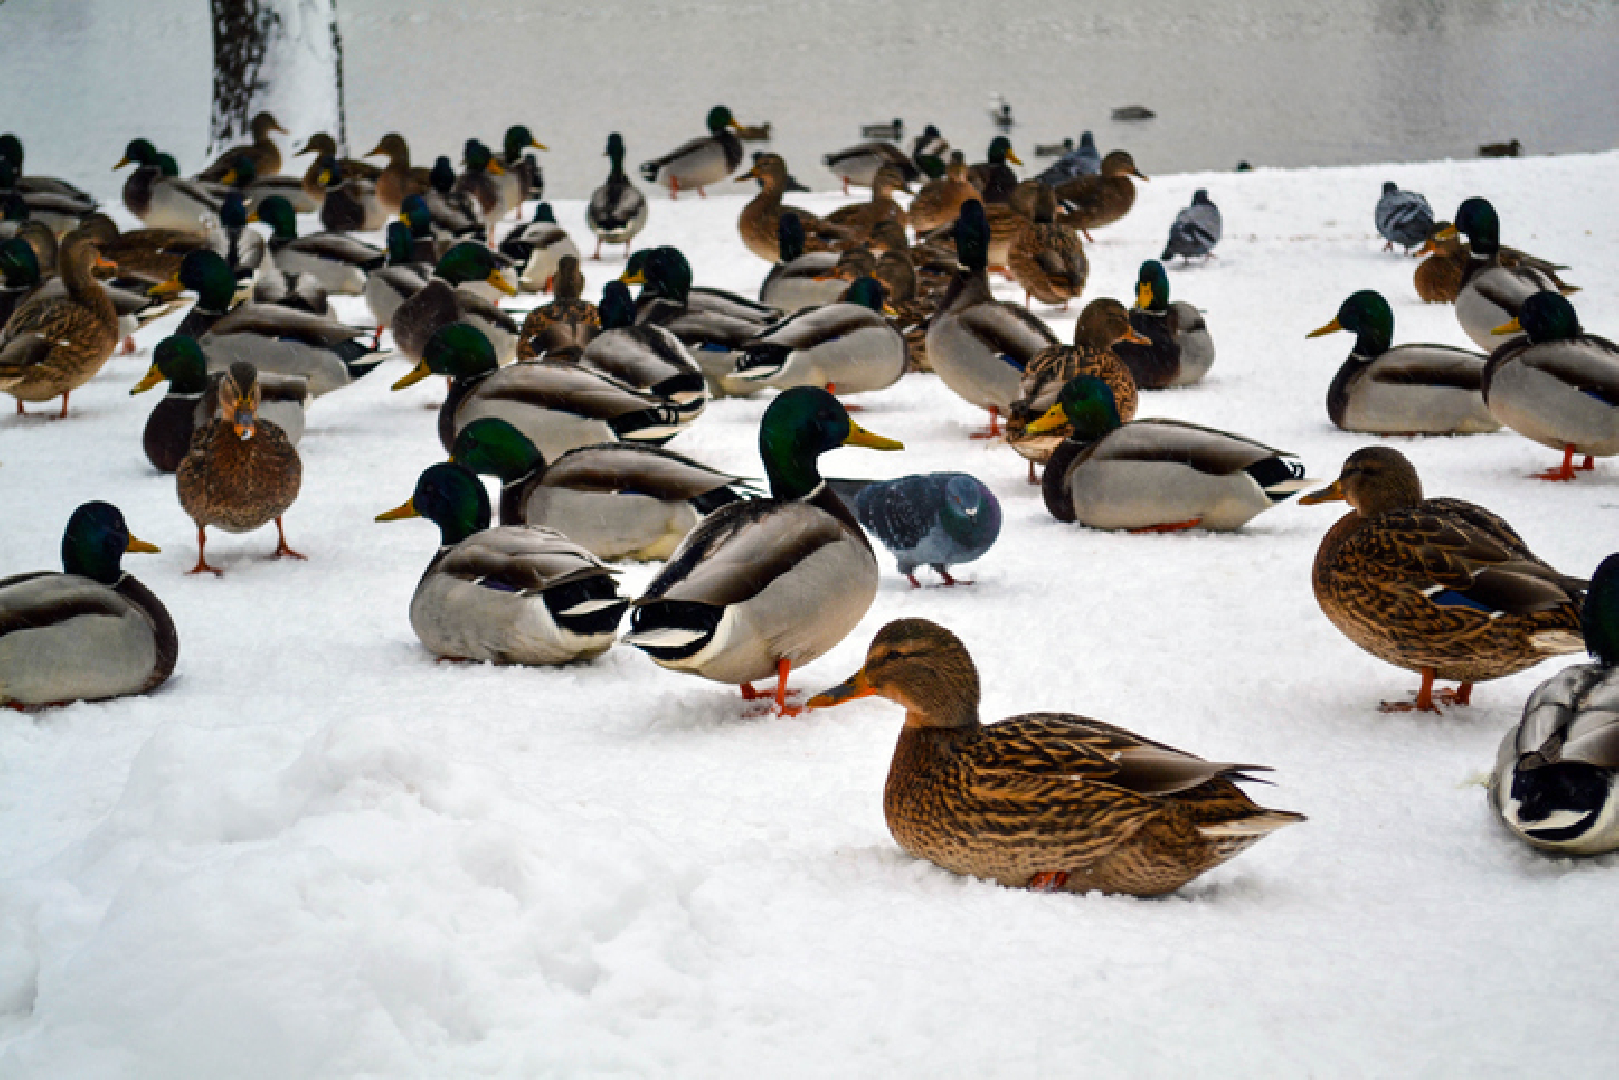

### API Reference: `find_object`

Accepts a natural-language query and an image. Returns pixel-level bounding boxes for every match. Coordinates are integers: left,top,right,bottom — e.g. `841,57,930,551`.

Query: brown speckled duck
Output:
737,154,847,263
0,234,119,416
516,255,600,360
1054,150,1147,240
825,164,910,241
198,112,287,182
909,152,978,235
1008,183,1086,308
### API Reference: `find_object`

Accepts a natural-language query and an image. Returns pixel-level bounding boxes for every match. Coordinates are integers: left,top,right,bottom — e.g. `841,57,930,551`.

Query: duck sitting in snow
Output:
580,281,707,411
1111,260,1215,389
377,462,627,664
806,618,1304,896
758,213,844,313
250,195,383,295
732,276,906,396
500,202,581,295
841,472,1002,588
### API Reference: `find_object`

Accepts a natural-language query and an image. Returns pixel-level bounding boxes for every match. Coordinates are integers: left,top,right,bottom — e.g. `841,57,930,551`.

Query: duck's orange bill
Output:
806,669,875,710
1299,479,1345,505
1025,403,1068,436
1123,328,1151,346
125,534,161,555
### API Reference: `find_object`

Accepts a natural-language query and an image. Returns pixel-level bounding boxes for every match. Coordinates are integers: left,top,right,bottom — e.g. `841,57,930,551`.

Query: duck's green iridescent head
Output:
219,192,249,232
504,125,546,162
778,211,806,264
531,202,557,225
1135,260,1169,311
464,139,499,176
1585,554,1619,667
62,501,159,584
0,134,21,171
987,136,1021,168
430,156,457,195
251,195,299,240
843,275,888,313
116,138,159,171
451,417,544,484
156,153,181,178
630,246,691,304
376,462,491,547
434,241,511,292
384,221,413,263
400,194,432,237
759,387,903,500
1498,291,1582,343
1451,197,1499,255
0,237,40,288
393,322,499,391
156,248,236,310
1027,375,1123,440
954,200,989,271
131,335,208,396
1309,289,1394,357
706,106,737,135
599,280,636,330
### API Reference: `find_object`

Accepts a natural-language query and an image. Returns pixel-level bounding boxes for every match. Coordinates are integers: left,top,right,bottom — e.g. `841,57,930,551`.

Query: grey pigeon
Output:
1374,181,1433,253
838,473,1002,587
1161,189,1222,261
1036,131,1101,185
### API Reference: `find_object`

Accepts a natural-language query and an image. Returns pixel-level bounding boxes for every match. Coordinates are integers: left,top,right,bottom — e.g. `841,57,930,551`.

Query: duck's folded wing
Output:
1097,419,1287,475
641,500,850,608
972,713,1256,794
544,444,746,499
436,527,614,592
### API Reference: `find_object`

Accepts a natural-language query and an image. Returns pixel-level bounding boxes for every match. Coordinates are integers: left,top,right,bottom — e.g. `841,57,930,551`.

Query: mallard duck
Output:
1055,150,1148,240
925,201,1058,437
1006,299,1145,477
1484,292,1619,481
845,473,1001,588
1306,289,1496,435
825,165,911,239
1441,197,1571,350
1375,182,1433,253
733,276,906,395
296,134,381,185
910,124,949,179
307,154,388,233
394,323,688,457
252,266,329,315
1034,376,1307,531
640,106,745,199
822,139,919,194
177,361,304,575
70,212,204,287
390,241,519,364
0,238,41,325
250,195,382,295
500,202,582,294
909,151,977,235
496,125,546,215
736,154,848,263
197,112,286,181
206,193,266,286
0,234,118,416
115,141,220,234
377,462,626,663
1008,183,1086,308
0,157,95,237
1301,446,1586,711
362,221,430,345
1414,224,1466,303
1491,553,1619,854
451,418,757,560
131,334,309,471
623,387,902,712
454,139,508,237
1479,139,1521,158
423,156,485,242
364,133,432,213
0,502,177,708
1112,259,1216,390
517,255,599,359
622,245,781,396
806,618,1304,896
966,136,1022,205
587,133,647,260
759,213,843,313
1161,189,1221,261
581,281,707,410
831,242,933,373
0,135,92,202
1035,131,1100,185
216,153,316,216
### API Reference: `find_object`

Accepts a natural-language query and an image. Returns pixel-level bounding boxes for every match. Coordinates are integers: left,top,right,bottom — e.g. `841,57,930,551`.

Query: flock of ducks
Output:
2,105,1617,899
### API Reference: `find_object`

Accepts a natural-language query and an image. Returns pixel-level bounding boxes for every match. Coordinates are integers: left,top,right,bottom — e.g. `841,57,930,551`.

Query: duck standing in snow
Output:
807,619,1304,896
0,234,119,417
1374,182,1433,253
1491,553,1619,855
1111,260,1214,389
1161,189,1221,262
846,473,1001,588
732,276,906,396
1008,183,1086,309
587,133,647,259
516,255,599,360
640,106,746,199
1054,151,1147,240
197,111,286,181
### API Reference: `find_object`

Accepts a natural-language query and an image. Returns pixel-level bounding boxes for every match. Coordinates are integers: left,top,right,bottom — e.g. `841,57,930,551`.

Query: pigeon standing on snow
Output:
1035,131,1101,186
1161,189,1222,261
837,473,1002,588
1374,181,1434,253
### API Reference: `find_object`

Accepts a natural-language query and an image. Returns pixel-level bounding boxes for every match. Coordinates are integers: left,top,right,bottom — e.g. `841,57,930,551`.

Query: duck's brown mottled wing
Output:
970,713,1250,795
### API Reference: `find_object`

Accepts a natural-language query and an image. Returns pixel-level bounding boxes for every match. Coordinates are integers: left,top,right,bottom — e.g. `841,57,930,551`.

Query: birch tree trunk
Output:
209,0,349,154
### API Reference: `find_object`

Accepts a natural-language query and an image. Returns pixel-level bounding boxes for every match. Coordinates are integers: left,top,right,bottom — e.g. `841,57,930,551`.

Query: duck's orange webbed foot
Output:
1130,518,1202,534
1028,871,1069,892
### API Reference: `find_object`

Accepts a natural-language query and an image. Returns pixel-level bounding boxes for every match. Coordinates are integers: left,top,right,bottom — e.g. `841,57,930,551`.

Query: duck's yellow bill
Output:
148,274,184,299
130,365,165,395
113,155,131,171
806,669,875,710
219,169,238,187
391,360,432,391
530,139,548,151
376,498,419,522
487,159,506,176
246,210,260,223
1306,317,1343,339
1299,479,1345,505
487,270,517,297
619,268,646,285
844,420,903,451
1434,224,1457,241
1136,282,1152,309
1492,317,1522,336
1005,149,1024,167
1025,403,1068,435
125,534,161,555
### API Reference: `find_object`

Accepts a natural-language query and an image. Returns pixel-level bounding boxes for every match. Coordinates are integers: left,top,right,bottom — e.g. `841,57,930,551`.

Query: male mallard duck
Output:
206,193,266,286
733,276,906,395
1006,299,1145,478
0,238,41,325
1111,259,1215,390
0,502,177,709
500,202,582,294
0,234,118,416
307,154,388,233
623,387,902,713
1484,292,1619,481
1034,376,1307,531
422,156,485,242
1306,289,1496,435
454,139,509,236
580,280,708,410
114,141,220,234
910,124,949,179
640,106,745,199
825,165,910,240
1491,553,1619,854
251,195,382,295
846,473,1001,588
177,361,304,575
822,139,919,194
131,334,308,472
587,133,648,260
1161,189,1221,261
1375,182,1433,253
925,201,1058,437
0,135,92,202
216,152,316,216
1301,446,1586,712
966,136,1022,205
364,133,432,213
806,618,1304,896
516,255,599,359
0,157,95,237
363,221,430,345
452,418,756,560
390,241,519,364
252,266,329,315
496,125,546,215
909,151,978,235
759,213,843,313
198,112,286,181
623,245,781,396
736,154,848,263
377,462,626,663
1055,150,1148,240
1441,197,1570,350
1008,183,1086,308
1034,131,1101,185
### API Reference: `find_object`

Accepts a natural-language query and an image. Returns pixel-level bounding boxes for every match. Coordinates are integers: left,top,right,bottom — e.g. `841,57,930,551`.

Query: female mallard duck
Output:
251,195,382,295
1491,553,1619,854
390,241,519,365
759,213,843,313
806,618,1304,896
1034,376,1307,531
0,502,177,709
1305,289,1496,435
131,334,308,471
736,154,848,263
452,417,757,560
909,151,977,235
1301,445,1586,712
500,202,581,294
0,234,118,417
115,141,220,234
825,165,911,239
640,106,745,199
1008,183,1086,308
1112,260,1215,389
623,387,903,713
1006,299,1145,479
206,193,266,286
1054,150,1148,241
363,221,430,345
454,139,509,237
496,125,546,215
1442,197,1574,350
394,323,689,457
377,462,627,664
1484,292,1619,481
587,133,648,259
581,281,708,410
967,136,1022,204
177,361,305,575
364,133,432,213
822,139,919,195
72,212,205,288
733,276,906,395
1414,224,1466,303
925,200,1058,437
198,112,286,181
516,255,599,359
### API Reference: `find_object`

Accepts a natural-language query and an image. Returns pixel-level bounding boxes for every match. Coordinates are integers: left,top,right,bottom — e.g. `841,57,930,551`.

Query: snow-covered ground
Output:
2,152,1618,1076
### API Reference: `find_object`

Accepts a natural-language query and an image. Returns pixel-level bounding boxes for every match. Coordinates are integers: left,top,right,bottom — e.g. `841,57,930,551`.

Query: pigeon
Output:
1161,189,1222,261
1374,181,1434,253
1035,131,1101,186
835,473,1002,587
